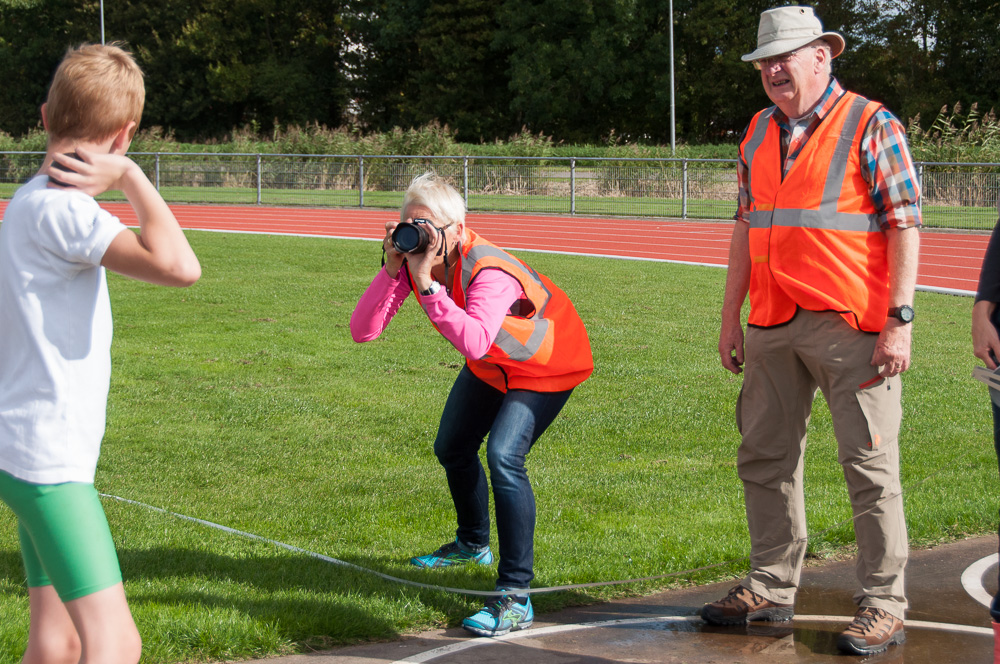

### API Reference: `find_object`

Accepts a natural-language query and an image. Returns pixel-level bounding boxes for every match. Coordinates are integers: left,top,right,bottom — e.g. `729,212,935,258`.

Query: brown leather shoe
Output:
836,607,905,655
699,585,794,625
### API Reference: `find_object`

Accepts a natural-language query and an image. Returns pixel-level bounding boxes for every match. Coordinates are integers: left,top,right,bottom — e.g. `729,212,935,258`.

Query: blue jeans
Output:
433,366,573,589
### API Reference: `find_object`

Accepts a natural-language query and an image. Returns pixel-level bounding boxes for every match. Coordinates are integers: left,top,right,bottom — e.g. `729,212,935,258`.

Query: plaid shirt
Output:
736,78,922,230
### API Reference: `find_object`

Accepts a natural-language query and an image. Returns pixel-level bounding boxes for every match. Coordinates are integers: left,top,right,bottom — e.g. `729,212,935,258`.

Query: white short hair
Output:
401,172,466,227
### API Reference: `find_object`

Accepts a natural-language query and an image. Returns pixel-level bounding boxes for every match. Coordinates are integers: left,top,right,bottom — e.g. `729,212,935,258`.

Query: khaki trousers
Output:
736,310,908,619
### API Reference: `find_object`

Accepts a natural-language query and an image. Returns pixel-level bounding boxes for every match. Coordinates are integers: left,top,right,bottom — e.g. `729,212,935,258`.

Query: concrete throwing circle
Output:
962,553,998,609
391,615,991,663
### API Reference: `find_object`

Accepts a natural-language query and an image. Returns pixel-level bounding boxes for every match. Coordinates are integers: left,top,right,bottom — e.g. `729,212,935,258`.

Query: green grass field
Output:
0,229,994,663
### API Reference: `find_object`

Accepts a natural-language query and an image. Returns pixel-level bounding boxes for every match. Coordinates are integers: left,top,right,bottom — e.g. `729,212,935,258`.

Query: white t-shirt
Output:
0,175,127,484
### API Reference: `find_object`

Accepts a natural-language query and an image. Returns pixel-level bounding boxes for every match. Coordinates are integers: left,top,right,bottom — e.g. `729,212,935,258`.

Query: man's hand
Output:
871,319,912,376
719,319,746,374
973,300,1000,370
874,227,918,377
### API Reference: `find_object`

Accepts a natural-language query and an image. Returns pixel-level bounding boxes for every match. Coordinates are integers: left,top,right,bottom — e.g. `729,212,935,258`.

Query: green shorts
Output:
0,471,122,601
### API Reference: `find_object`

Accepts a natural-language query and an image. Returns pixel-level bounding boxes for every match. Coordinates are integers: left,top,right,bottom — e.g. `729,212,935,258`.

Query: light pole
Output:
100,0,105,44
669,0,675,155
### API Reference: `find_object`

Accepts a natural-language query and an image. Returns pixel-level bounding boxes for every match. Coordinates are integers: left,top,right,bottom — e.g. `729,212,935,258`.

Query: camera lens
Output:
391,221,430,254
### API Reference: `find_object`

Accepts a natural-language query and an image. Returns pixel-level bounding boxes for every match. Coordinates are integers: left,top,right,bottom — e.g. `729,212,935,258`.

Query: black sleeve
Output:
976,214,1000,304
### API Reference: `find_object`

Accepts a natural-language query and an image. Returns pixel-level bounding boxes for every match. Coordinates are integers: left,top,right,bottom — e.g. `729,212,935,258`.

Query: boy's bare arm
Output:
47,150,201,287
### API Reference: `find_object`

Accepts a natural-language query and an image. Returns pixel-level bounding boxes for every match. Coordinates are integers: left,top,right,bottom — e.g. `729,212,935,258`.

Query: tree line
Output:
1,0,998,146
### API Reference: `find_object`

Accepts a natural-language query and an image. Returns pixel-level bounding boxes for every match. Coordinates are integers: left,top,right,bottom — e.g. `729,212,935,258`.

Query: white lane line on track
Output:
150,225,734,268
921,285,976,296
390,615,992,663
962,553,998,609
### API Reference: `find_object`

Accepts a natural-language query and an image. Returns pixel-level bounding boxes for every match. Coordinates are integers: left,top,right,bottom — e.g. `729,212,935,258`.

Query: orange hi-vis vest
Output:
742,91,889,332
411,230,593,393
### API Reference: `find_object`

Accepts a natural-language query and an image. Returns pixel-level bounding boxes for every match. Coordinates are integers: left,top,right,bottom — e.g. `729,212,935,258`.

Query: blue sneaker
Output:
462,592,534,637
410,539,494,569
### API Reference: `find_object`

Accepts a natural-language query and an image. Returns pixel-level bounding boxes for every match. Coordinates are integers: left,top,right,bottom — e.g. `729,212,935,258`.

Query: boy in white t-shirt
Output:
0,43,200,664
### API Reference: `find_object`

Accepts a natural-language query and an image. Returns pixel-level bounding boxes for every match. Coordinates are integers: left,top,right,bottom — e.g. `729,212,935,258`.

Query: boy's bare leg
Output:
64,583,141,664
23,585,80,664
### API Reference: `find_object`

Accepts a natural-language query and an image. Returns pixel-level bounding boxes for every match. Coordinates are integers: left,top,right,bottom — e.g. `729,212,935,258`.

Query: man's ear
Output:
40,103,49,131
110,121,137,155
814,46,829,73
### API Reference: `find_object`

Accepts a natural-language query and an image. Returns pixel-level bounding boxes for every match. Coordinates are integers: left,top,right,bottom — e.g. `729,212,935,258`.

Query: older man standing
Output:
700,6,920,657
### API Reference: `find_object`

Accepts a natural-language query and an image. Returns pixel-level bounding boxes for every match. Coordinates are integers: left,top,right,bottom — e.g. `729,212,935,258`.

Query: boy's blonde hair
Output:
45,42,145,142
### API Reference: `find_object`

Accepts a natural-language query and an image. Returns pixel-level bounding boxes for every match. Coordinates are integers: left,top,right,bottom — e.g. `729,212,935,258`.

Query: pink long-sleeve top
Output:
350,265,524,360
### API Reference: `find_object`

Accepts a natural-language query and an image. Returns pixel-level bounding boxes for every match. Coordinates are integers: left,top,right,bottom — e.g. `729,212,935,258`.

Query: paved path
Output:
242,536,997,663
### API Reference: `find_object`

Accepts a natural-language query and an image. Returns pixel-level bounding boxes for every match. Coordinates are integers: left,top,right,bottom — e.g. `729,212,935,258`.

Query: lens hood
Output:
391,219,433,254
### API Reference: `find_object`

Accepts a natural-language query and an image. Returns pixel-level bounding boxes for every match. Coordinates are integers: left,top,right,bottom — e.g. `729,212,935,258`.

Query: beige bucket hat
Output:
742,6,845,63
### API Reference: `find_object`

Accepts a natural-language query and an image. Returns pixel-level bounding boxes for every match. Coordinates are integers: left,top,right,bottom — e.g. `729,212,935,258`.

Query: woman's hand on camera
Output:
404,222,444,293
383,221,404,278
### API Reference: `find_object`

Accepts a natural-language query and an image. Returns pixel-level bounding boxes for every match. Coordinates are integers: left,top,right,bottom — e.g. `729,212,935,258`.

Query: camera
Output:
391,218,441,254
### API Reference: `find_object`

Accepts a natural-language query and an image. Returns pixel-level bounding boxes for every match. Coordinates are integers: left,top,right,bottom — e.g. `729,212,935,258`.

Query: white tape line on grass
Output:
962,553,998,608
96,478,927,599
103,492,786,597
389,615,992,663
101,494,503,597
103,492,770,597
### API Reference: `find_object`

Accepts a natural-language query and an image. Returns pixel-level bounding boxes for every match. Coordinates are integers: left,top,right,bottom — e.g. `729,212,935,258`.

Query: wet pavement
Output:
246,535,997,663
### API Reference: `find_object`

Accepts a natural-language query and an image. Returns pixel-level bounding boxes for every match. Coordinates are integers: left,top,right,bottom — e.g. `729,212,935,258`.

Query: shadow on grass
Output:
0,550,25,583
114,546,424,644
0,546,428,656
114,543,698,645
0,543,724,654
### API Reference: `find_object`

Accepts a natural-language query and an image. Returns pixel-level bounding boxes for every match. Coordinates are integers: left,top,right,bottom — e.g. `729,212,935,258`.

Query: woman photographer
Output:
350,172,592,637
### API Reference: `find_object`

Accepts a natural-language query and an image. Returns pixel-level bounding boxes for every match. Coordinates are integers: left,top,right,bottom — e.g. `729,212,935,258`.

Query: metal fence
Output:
2,151,999,231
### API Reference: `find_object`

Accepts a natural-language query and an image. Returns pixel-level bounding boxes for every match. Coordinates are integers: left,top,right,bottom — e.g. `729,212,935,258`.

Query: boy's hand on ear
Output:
45,148,139,197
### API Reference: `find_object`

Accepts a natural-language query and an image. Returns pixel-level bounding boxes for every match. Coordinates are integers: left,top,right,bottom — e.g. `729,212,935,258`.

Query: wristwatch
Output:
420,281,441,296
888,304,914,324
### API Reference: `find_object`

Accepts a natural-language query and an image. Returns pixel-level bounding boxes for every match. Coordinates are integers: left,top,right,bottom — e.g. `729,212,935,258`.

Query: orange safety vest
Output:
410,230,593,393
742,91,889,332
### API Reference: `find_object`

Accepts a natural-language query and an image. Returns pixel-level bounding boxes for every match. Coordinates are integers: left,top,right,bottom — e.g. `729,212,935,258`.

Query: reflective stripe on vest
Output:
743,107,774,212
745,96,876,233
462,241,552,362
748,208,881,232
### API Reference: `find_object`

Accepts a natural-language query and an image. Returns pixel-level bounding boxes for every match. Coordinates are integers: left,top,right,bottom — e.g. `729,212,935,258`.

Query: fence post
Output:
570,158,576,215
154,153,161,191
682,159,688,219
917,162,924,213
359,156,365,208
256,154,262,205
463,156,469,207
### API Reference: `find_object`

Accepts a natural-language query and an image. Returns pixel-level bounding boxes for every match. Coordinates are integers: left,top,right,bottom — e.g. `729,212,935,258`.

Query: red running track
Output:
0,201,988,294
